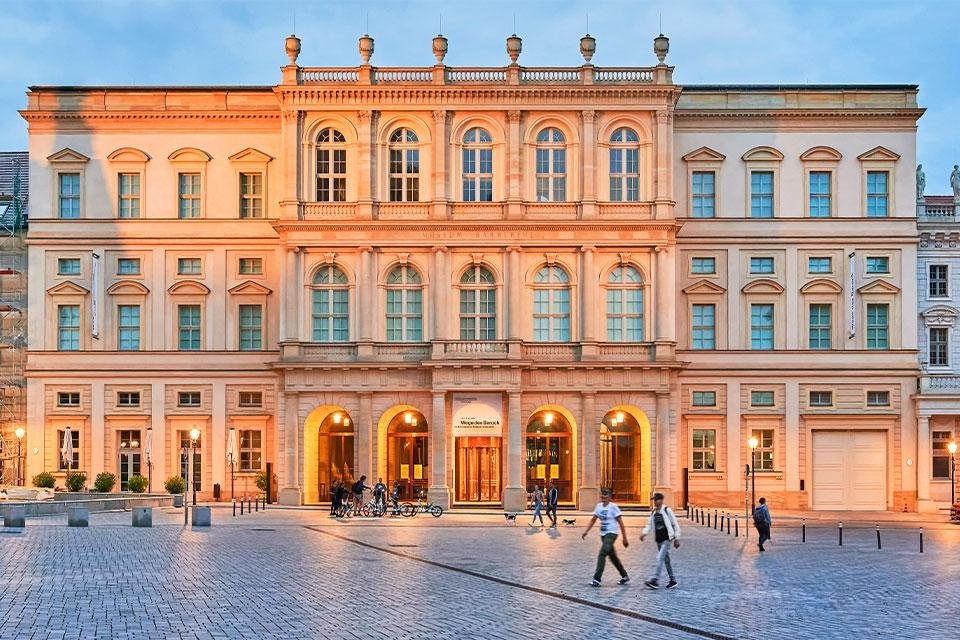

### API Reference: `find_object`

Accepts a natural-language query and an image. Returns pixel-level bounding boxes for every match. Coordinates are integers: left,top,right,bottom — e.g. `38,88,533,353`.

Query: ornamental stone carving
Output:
507,110,522,124
506,34,522,64
285,34,301,65
916,164,925,197
951,164,960,199
432,34,448,64
359,34,375,64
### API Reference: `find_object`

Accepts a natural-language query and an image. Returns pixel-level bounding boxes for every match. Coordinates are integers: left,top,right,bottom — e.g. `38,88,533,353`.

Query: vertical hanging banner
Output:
91,252,101,339
848,251,856,338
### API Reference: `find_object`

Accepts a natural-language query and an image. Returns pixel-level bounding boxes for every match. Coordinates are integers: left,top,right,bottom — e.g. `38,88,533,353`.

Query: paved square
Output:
1,507,958,639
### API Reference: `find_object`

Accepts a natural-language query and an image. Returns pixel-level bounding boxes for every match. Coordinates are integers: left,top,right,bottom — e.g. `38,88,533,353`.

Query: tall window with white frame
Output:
929,264,949,298
178,305,201,351
750,171,774,218
532,265,571,342
933,430,954,479
691,429,716,470
751,429,774,471
117,305,141,351
239,173,263,218
750,304,774,350
59,173,81,218
178,173,201,218
238,304,263,351
385,266,423,342
239,430,262,471
866,171,889,217
606,265,644,341
691,304,715,350
691,171,715,217
535,128,566,202
389,128,420,202
809,304,832,350
57,429,80,470
459,266,496,340
866,304,889,349
311,265,349,342
809,171,831,217
462,127,493,202
118,173,140,218
316,128,347,202
58,305,80,351
929,326,949,367
608,127,640,202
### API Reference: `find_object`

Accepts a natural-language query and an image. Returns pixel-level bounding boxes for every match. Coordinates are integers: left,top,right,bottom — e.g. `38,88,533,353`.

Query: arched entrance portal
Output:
304,406,354,504
599,406,652,503
526,409,574,502
386,409,429,500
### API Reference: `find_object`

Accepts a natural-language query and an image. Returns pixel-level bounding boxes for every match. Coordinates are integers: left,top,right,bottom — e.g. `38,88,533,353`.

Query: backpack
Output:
352,481,364,494
753,508,766,526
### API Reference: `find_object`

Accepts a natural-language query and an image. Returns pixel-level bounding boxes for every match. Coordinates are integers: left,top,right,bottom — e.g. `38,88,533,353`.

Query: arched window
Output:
609,127,640,202
311,265,349,342
386,266,423,342
532,265,571,342
606,265,644,341
535,128,566,202
459,266,496,340
316,128,346,202
389,128,420,202
462,127,493,202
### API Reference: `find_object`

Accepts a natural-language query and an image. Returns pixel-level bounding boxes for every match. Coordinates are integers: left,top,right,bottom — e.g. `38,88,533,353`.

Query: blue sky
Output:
3,0,959,191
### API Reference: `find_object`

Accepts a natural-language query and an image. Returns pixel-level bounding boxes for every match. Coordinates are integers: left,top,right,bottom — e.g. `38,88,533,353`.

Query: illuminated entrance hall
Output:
387,409,429,500
526,410,574,502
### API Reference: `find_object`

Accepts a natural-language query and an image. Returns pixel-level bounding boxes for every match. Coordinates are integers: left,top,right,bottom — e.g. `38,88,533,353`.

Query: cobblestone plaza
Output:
1,508,958,639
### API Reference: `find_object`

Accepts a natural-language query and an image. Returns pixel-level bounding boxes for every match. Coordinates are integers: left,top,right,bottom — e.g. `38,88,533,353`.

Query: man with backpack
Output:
372,478,387,515
753,496,772,551
546,480,559,528
641,492,681,590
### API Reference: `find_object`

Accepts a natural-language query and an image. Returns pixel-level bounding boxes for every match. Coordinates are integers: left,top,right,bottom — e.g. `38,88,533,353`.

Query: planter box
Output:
191,506,211,527
132,507,152,527
3,506,26,528
67,507,89,527
172,495,184,508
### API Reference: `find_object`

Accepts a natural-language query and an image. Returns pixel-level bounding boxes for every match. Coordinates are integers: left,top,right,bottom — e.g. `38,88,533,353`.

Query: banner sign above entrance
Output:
452,393,503,438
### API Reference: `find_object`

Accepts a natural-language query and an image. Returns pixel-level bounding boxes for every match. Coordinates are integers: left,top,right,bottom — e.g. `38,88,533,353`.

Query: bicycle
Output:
400,493,443,518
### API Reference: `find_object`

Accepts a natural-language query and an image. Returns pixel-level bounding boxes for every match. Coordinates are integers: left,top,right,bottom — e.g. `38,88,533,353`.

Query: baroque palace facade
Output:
21,33,928,511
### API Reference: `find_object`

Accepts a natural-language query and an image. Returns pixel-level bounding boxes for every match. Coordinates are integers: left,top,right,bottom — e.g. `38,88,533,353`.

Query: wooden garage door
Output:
812,431,886,510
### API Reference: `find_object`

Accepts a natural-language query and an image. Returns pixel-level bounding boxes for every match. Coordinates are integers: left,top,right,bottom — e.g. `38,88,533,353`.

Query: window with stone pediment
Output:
389,128,420,202
535,128,566,202
608,128,640,202
459,266,496,340
533,265,571,342
606,265,644,342
385,266,423,342
462,127,493,202
311,265,349,342
316,128,347,202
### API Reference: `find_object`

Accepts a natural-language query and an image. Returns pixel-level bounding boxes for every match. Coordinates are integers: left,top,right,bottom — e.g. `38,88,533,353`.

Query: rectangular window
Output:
57,258,81,276
58,173,81,218
866,304,889,349
750,390,775,407
809,390,833,407
177,391,201,407
866,390,890,407
118,173,141,218
238,391,263,407
692,429,716,471
865,256,889,274
929,327,949,367
866,171,889,217
808,257,832,274
749,257,775,274
57,429,81,470
750,304,774,350
58,305,80,351
57,391,80,407
809,304,832,350
933,431,954,479
117,305,141,351
929,264,949,298
239,429,262,471
239,172,264,218
117,391,140,407
691,171,715,218
750,171,774,218
691,257,716,274
178,305,201,351
117,258,141,276
808,171,831,217
691,304,716,350
751,429,774,471
238,258,263,275
692,391,716,407
178,173,202,218
177,258,202,275
238,304,263,351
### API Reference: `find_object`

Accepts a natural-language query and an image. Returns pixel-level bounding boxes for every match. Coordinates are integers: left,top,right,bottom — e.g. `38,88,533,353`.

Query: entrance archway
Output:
526,408,575,502
385,408,429,500
599,406,651,503
304,405,354,504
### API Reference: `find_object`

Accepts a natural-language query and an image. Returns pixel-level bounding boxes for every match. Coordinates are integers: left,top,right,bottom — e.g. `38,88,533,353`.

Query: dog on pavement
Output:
504,512,519,525
562,518,576,526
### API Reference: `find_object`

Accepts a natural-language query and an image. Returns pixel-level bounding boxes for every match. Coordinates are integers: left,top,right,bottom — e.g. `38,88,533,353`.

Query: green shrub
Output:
93,472,116,493
65,471,87,492
127,474,148,493
32,471,55,489
164,475,186,494
255,470,268,492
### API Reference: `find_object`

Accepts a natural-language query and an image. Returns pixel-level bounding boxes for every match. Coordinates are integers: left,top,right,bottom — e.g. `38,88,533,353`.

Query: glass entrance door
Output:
455,437,502,502
525,435,572,501
178,431,201,492
117,429,142,491
600,428,637,500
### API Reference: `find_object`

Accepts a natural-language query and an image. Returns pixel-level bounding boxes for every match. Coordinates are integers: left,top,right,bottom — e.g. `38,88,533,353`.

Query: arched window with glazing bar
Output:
462,127,493,202
532,265,571,342
389,128,419,202
606,265,644,341
385,266,423,342
316,128,346,202
459,266,496,340
311,265,349,342
609,128,640,202
535,128,566,202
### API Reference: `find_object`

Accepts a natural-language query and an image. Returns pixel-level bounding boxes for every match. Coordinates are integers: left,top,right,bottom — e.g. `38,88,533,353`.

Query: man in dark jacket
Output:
546,480,559,527
754,496,772,551
352,475,371,511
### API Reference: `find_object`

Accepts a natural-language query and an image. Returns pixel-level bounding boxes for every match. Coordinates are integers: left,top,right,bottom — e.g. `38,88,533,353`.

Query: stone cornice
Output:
271,221,683,233
675,108,924,120
21,111,280,122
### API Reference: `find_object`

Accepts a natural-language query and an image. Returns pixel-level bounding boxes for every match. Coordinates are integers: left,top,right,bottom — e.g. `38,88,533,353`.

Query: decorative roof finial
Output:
285,34,301,65
580,34,596,64
654,33,670,65
433,34,448,64
359,34,375,65
506,34,522,64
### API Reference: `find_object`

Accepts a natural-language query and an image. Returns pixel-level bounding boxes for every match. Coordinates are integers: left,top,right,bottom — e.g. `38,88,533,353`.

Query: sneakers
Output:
591,579,601,588
618,576,630,585
644,579,659,590
666,579,678,590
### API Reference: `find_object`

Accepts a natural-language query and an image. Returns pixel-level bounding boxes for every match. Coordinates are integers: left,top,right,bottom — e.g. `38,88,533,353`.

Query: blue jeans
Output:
531,502,543,524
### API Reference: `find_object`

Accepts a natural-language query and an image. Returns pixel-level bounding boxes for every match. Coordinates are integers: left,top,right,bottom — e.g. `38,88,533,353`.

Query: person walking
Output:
581,488,630,587
641,492,681,590
753,496,772,551
546,480,559,527
530,485,545,526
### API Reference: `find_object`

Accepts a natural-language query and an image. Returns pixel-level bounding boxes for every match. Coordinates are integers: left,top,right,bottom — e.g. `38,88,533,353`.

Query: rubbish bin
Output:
213,483,221,502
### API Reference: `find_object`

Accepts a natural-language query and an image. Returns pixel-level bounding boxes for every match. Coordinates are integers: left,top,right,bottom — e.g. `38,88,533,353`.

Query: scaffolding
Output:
0,156,26,485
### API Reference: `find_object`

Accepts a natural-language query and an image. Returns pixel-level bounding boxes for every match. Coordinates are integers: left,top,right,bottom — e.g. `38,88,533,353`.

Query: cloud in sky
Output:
3,0,958,188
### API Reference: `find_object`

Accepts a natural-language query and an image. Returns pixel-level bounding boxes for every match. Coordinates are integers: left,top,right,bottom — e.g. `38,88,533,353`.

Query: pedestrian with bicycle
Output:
373,477,387,514
641,492,681,590
530,484,545,526
351,475,371,512
329,481,342,517
389,480,401,516
546,480,559,528
581,488,630,587
333,481,348,517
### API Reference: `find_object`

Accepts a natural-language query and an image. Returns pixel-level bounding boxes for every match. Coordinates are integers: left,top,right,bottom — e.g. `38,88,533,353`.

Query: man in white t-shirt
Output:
580,488,629,587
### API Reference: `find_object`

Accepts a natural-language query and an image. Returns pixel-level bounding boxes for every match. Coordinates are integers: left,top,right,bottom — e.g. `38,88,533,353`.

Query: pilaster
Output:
503,391,525,511
506,110,523,218
428,390,451,509
580,109,597,218
578,392,599,507
431,109,449,219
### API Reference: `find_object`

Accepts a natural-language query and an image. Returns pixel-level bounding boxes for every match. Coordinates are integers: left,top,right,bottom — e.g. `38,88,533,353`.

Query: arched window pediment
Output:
107,147,150,163
800,278,843,294
107,280,150,295
168,148,211,162
167,280,210,295
800,146,842,162
921,304,959,327
741,146,784,162
741,278,784,294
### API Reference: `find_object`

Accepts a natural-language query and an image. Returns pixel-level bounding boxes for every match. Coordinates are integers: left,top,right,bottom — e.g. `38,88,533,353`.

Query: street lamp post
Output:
145,427,153,493
748,436,759,514
948,441,957,507
14,427,25,486
189,428,201,506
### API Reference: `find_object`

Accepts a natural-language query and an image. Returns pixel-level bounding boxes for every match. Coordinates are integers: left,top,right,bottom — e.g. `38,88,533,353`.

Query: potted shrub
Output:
255,470,268,492
165,475,186,507
32,471,55,489
127,474,148,494
93,472,116,493
65,471,87,492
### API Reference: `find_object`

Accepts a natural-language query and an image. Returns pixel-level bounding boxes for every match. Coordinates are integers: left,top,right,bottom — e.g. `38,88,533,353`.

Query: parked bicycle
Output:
400,493,443,518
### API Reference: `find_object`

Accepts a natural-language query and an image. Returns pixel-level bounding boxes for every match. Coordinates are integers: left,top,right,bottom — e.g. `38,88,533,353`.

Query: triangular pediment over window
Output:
741,146,784,162
799,146,842,161
682,279,727,294
167,280,211,295
228,280,273,295
228,148,273,163
682,146,726,162
107,280,150,295
47,148,90,163
800,278,843,294
858,279,900,294
107,147,150,162
47,280,89,295
857,146,900,162
168,148,212,162
741,278,785,294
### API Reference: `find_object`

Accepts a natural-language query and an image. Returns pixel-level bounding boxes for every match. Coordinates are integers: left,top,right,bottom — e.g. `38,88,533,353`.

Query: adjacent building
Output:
20,33,925,511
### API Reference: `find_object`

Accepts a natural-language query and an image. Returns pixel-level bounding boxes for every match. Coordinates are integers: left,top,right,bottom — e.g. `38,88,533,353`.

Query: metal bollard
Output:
735,518,739,537
876,524,881,550
839,521,843,546
240,497,245,515
714,509,718,530
232,499,236,517
255,496,259,512
727,513,731,535
707,511,711,528
920,527,924,553
802,519,806,543
719,512,724,531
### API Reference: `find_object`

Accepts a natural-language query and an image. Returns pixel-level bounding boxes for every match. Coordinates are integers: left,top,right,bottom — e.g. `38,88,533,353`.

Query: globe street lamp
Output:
14,427,25,486
189,428,201,506
748,435,759,514
948,441,958,507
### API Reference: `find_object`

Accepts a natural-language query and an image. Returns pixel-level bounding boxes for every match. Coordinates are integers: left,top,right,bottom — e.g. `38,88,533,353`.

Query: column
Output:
655,391,673,500
212,380,226,490
24,379,43,481
653,109,674,219
91,381,105,477
578,392,599,507
358,248,375,359
278,393,302,505
503,391,525,511
917,415,932,510
785,247,799,350
428,390,451,508
281,247,298,343
279,109,301,220
580,247,597,342
580,110,596,217
784,381,800,497
358,392,374,482
506,110,522,218
507,247,522,342
356,110,376,218
150,382,165,486
431,248,449,341
726,381,742,496
654,246,676,360
431,109,448,218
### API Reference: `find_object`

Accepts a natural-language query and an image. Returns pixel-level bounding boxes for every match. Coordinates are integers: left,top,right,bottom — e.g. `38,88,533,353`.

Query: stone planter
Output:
67,507,89,527
132,507,152,528
285,34,301,64
172,495,184,508
580,34,596,63
3,505,25,528
191,506,212,527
